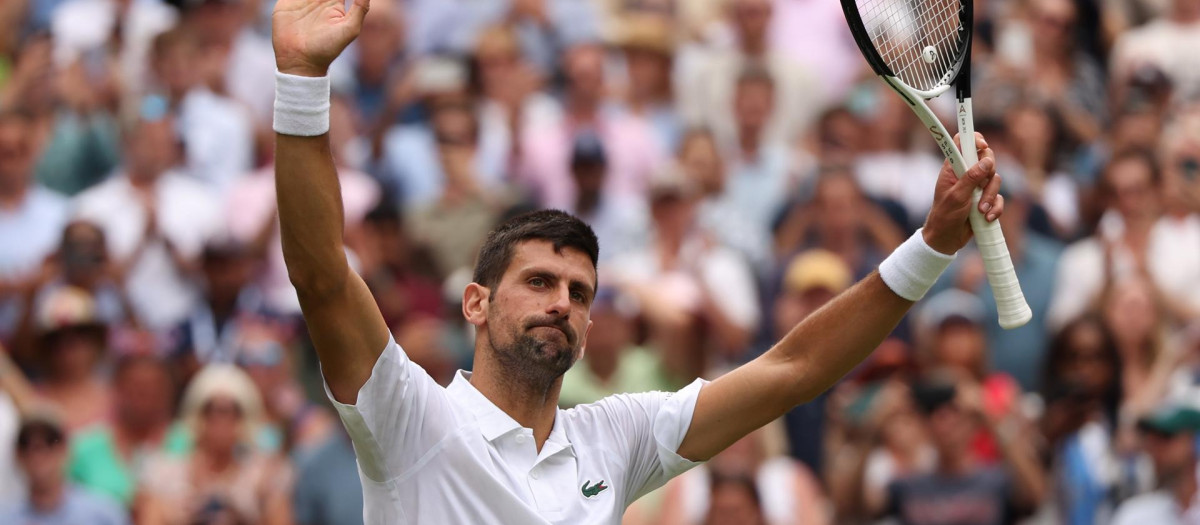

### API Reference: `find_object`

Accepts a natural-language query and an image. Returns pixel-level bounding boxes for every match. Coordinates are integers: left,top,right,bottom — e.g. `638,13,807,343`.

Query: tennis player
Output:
271,1,1005,523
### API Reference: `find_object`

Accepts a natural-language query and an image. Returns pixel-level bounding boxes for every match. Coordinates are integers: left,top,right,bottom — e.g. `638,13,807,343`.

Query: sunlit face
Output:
484,240,595,381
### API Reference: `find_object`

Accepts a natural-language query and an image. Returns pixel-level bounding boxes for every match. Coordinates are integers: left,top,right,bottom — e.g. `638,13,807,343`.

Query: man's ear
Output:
463,283,490,327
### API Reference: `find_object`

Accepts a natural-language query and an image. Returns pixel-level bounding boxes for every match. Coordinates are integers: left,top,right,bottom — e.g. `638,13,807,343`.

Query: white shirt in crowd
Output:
178,89,254,197
0,186,68,281
326,337,705,524
74,170,224,330
50,0,177,88
1111,463,1200,525
1046,212,1200,331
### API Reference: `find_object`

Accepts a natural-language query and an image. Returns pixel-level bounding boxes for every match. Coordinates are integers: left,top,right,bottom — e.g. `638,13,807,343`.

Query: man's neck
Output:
740,37,768,57
937,450,973,477
470,355,562,451
1169,461,1199,509
28,481,66,513
739,129,763,157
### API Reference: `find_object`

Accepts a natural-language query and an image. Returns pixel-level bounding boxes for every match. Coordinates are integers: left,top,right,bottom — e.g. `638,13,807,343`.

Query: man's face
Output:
732,0,772,41
115,361,173,429
1106,157,1159,221
565,46,605,104
126,119,180,182
929,404,976,456
733,80,774,132
485,240,595,383
17,427,67,487
0,119,35,189
1144,430,1196,484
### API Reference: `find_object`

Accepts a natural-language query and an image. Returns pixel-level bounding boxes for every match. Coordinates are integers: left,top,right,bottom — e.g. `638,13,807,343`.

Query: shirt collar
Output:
446,371,576,459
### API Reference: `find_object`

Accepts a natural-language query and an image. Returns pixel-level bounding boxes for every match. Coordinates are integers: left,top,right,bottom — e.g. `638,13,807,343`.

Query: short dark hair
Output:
472,210,599,290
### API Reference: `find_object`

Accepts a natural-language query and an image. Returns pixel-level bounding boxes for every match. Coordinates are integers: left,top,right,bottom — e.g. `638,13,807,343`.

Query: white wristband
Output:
878,228,956,302
273,70,330,136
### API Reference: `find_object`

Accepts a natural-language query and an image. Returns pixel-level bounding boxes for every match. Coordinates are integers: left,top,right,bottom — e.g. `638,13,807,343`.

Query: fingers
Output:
952,132,989,154
979,168,1003,219
950,156,995,205
348,0,370,30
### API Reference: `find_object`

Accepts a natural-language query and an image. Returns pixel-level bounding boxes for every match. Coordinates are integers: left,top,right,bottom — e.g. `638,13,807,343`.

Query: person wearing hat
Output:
32,287,114,433
0,409,129,524
1111,401,1200,524
615,13,682,152
565,130,648,262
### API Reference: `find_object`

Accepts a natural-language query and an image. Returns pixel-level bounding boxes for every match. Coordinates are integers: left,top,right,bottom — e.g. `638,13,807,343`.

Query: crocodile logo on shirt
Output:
581,480,609,498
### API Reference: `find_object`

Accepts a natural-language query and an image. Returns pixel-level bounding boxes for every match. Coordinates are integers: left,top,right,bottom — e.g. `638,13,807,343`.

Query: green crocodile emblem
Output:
581,480,609,498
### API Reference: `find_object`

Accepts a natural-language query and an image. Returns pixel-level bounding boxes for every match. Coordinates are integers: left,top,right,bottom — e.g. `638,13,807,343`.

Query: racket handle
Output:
968,188,1032,328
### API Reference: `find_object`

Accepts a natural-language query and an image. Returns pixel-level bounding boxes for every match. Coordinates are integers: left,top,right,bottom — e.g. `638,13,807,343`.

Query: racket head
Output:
841,0,973,98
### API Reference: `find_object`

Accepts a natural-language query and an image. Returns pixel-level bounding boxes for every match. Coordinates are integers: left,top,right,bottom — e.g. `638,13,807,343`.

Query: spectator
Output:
518,43,666,210
74,109,224,332
1110,0,1200,106
67,355,174,506
470,24,560,176
0,410,129,525
178,0,276,126
774,169,904,279
171,238,275,372
1111,400,1200,524
32,287,113,433
609,166,760,366
678,0,822,151
999,103,1084,239
1047,150,1174,330
329,0,411,133
718,67,798,248
976,0,1106,147
1103,276,1177,416
615,14,683,152
1041,316,1133,525
136,364,293,525
374,57,509,209
49,0,178,92
0,109,69,342
857,375,1047,524
677,127,770,268
355,202,446,329
660,423,830,525
148,27,253,195
561,130,648,261
1,35,121,196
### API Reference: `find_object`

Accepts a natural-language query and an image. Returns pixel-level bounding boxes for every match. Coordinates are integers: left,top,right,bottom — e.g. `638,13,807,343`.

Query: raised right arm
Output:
273,0,388,403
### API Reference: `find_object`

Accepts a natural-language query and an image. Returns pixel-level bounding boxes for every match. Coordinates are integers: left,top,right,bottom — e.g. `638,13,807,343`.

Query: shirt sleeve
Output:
322,337,457,483
576,379,708,506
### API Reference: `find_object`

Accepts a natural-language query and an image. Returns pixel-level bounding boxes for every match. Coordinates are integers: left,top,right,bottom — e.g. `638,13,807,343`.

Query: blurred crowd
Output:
1,0,1200,523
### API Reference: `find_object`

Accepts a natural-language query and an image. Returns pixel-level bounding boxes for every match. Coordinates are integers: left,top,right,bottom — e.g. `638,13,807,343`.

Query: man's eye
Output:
571,291,585,303
530,278,546,287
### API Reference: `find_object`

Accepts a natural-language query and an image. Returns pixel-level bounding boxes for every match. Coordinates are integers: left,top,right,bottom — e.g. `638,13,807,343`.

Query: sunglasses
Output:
17,430,64,452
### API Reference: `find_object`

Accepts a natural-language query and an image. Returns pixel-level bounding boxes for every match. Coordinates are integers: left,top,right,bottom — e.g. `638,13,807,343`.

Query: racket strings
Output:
855,0,966,92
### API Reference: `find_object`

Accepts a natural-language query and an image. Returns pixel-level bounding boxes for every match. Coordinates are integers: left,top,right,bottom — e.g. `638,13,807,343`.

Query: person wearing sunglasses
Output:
0,410,128,524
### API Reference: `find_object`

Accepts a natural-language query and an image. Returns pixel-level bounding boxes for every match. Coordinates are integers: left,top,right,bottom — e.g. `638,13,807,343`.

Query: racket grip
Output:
968,189,1032,329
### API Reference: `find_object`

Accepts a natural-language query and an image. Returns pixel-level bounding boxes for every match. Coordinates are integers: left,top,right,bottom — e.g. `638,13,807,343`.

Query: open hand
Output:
273,0,370,77
922,133,1004,255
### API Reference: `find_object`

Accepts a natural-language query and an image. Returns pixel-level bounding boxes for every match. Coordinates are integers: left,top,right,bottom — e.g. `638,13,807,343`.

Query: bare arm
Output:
678,135,1003,461
273,0,388,403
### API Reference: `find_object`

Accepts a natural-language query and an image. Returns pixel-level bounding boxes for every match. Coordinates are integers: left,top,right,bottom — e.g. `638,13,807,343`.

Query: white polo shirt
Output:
326,338,706,524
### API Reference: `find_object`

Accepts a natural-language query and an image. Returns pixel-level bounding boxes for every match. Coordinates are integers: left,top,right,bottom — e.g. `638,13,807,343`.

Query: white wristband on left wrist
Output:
273,70,330,136
878,228,956,302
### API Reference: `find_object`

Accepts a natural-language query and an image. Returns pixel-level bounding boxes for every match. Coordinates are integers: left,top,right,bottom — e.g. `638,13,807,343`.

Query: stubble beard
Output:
491,329,580,395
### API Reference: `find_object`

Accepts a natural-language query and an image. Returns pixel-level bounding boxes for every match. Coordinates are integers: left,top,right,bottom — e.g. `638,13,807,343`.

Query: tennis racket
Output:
840,0,1031,329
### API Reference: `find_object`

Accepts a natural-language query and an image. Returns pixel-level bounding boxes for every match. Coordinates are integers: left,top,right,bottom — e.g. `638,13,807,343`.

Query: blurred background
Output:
1,0,1200,523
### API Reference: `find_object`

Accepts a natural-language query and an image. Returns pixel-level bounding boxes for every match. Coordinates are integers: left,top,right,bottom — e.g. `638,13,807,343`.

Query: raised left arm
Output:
677,134,1002,462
